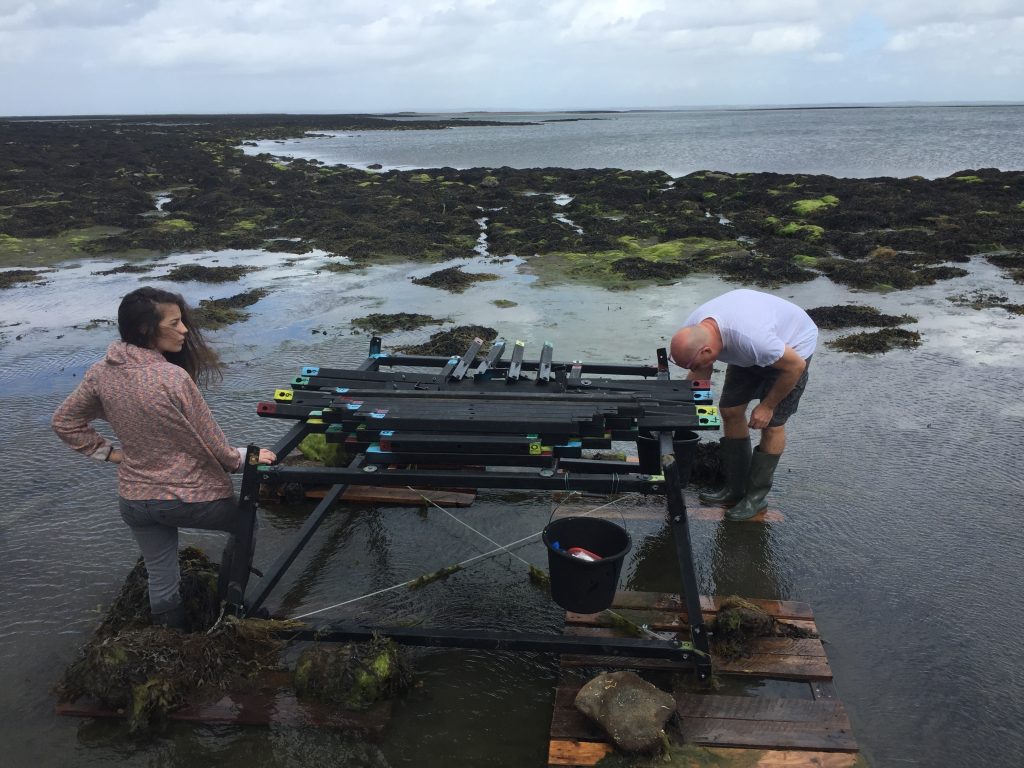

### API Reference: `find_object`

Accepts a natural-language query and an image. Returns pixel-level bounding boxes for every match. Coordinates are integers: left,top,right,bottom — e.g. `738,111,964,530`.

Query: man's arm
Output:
748,346,806,429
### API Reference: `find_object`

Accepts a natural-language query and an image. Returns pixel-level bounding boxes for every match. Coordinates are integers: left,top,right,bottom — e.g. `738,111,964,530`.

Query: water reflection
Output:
710,520,788,601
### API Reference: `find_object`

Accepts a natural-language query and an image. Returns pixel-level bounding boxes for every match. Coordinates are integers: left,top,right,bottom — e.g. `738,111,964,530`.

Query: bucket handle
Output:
547,495,629,531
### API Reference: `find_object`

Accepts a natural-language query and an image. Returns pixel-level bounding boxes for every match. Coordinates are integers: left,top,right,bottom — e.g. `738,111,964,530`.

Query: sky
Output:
1,0,1022,116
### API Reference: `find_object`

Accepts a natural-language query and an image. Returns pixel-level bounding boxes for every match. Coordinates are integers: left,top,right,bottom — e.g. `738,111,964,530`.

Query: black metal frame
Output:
223,336,718,681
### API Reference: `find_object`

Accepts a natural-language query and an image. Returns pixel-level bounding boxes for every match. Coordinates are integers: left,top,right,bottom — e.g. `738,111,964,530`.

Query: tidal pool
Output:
2,248,1023,767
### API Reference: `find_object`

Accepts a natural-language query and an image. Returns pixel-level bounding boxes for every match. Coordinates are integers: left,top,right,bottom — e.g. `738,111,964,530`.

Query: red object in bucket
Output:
567,546,603,562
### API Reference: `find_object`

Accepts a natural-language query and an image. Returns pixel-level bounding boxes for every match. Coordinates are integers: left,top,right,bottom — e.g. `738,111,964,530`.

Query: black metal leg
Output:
245,455,364,615
271,421,312,459
220,444,261,615
659,430,713,683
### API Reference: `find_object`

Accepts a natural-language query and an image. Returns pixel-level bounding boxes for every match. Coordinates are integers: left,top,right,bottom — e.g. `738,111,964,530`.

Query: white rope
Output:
415,488,533,568
288,489,639,621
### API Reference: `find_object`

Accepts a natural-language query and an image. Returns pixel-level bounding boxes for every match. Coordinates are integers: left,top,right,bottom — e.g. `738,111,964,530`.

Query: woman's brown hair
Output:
117,286,222,386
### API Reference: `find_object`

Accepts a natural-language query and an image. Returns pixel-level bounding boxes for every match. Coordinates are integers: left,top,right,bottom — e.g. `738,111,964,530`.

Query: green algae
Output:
408,564,462,589
777,222,824,240
528,237,744,288
297,432,351,467
0,226,125,268
791,195,839,215
292,637,411,710
154,218,195,232
493,299,518,308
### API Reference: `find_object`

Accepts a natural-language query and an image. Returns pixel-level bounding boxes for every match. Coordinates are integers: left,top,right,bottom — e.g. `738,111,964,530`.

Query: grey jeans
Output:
119,496,238,614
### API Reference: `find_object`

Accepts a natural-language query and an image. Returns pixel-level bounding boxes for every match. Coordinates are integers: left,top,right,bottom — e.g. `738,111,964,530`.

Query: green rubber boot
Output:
699,436,751,507
726,448,781,521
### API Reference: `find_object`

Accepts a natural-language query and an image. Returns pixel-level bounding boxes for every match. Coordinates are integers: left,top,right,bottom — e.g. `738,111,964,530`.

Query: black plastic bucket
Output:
636,429,699,487
542,516,631,614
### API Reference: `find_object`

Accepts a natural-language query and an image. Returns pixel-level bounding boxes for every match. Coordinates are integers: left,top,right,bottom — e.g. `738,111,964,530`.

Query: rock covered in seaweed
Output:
293,637,412,710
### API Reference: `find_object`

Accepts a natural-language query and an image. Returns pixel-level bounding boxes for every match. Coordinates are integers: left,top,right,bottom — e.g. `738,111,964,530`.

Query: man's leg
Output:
726,360,810,521
700,401,753,506
759,424,786,455
721,403,750,439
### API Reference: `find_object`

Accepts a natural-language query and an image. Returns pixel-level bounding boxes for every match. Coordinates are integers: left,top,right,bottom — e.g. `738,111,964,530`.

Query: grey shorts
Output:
719,355,812,427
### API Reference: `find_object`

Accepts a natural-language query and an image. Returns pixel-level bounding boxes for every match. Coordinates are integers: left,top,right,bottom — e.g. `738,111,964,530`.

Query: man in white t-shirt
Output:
669,289,818,520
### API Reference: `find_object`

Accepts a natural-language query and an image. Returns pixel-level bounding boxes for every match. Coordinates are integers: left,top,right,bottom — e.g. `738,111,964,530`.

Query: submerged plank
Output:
339,485,476,506
603,591,815,621
550,502,783,523
56,690,392,734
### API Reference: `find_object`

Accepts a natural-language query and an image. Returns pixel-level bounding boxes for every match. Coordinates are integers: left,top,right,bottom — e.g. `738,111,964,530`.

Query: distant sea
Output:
248,104,1024,179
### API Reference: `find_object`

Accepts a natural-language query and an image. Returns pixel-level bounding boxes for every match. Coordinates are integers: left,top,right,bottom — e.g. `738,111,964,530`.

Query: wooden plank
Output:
557,653,832,679
564,609,817,636
338,485,476,506
547,739,614,766
552,689,857,753
564,623,826,654
548,742,862,767
677,694,848,724
604,591,815,621
678,716,857,752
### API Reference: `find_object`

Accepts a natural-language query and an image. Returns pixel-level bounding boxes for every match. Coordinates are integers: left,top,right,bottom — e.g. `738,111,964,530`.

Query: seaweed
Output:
2,117,1023,297
710,596,816,661
806,304,917,329
192,288,270,329
0,268,48,288
293,636,412,710
394,325,499,356
54,548,298,731
408,564,462,589
350,312,447,334
411,266,500,293
827,328,923,353
154,264,258,283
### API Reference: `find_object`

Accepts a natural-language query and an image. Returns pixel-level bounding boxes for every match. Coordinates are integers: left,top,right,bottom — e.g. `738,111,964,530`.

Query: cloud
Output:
0,0,159,29
1,0,1022,114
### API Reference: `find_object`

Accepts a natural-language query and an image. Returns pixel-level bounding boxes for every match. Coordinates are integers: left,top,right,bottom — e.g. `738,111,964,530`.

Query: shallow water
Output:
2,241,1023,766
245,105,1024,179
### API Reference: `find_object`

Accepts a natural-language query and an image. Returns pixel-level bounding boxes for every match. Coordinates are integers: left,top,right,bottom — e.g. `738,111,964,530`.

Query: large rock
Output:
573,671,675,753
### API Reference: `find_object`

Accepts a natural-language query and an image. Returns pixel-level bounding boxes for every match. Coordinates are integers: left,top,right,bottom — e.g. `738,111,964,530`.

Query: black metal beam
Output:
219,444,262,613
660,431,712,683
257,464,663,493
285,623,697,662
244,459,363,616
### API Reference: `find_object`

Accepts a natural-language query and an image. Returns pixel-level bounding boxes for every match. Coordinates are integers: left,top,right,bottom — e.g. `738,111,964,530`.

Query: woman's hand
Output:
257,448,277,464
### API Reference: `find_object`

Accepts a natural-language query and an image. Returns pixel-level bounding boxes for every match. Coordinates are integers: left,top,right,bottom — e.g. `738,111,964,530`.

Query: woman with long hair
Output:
52,286,276,630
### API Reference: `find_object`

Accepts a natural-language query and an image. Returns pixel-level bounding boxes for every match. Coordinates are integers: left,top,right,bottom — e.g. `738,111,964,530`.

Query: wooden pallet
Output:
56,670,392,734
548,591,859,767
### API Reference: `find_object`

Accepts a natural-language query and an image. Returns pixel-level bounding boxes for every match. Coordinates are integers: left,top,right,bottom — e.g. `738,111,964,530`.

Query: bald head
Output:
670,323,716,370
